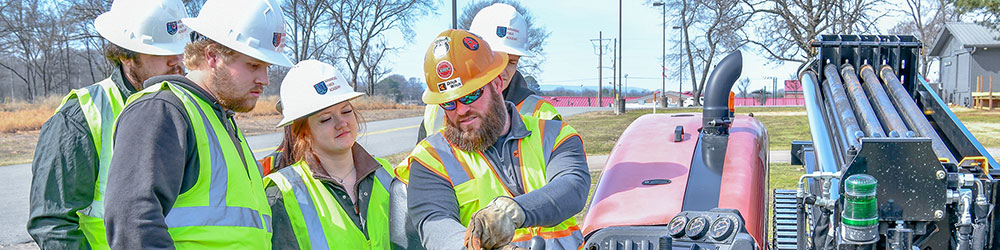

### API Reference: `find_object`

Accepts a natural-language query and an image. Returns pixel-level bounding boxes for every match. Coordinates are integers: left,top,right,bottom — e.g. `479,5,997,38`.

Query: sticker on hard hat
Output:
313,77,341,95
272,33,284,48
462,37,479,51
436,61,454,79
437,78,463,92
433,37,451,58
167,21,179,35
496,26,507,38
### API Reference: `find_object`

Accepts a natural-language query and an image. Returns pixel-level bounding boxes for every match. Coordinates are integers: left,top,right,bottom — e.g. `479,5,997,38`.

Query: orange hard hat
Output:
422,29,508,104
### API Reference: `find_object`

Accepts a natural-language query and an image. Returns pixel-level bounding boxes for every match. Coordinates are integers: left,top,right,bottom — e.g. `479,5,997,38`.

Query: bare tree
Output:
282,0,340,63
652,0,751,106
329,0,435,95
457,0,550,78
743,0,889,64
891,0,960,76
737,78,750,98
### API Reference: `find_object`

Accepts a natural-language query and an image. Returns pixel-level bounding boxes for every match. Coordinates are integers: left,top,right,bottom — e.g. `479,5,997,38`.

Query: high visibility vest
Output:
126,82,272,249
264,158,396,250
420,95,561,137
60,77,126,250
403,116,584,249
258,149,284,175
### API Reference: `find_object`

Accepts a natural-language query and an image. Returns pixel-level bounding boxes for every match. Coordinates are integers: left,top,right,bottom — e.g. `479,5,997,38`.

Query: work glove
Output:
496,245,529,250
464,196,526,250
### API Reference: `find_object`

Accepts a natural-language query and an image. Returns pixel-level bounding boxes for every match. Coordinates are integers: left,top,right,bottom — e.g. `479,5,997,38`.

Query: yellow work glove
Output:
464,196,526,250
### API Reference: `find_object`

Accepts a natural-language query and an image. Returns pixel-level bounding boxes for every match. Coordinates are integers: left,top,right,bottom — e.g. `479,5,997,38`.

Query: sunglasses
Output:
439,86,485,111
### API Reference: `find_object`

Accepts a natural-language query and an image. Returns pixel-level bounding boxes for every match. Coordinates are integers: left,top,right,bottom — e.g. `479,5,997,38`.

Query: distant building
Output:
784,80,803,99
929,22,1000,107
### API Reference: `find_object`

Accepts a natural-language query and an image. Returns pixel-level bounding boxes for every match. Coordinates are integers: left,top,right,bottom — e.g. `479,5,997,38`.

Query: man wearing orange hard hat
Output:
397,29,589,250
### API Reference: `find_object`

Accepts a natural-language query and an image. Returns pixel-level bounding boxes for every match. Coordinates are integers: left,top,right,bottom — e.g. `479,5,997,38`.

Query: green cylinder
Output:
842,174,878,227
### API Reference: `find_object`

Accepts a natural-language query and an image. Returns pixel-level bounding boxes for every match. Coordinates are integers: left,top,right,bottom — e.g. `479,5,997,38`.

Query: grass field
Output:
564,106,811,155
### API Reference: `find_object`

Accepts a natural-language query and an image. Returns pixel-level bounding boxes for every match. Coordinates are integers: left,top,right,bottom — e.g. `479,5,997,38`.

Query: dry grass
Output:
0,96,62,133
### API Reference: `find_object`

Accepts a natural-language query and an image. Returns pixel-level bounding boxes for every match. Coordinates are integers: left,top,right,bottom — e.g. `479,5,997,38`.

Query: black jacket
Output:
27,65,136,249
103,74,256,249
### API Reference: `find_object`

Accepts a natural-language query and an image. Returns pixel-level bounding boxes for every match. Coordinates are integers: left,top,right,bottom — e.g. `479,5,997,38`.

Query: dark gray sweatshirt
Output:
103,75,256,249
407,102,590,250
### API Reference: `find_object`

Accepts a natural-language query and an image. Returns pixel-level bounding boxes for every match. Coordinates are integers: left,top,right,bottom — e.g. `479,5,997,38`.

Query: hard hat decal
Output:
313,81,328,95
167,21,179,35
272,33,284,48
437,78,463,92
462,37,479,51
496,26,507,38
436,61,454,79
433,37,451,58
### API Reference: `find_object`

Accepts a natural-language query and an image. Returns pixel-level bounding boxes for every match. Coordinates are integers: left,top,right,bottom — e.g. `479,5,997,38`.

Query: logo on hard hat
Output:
433,37,451,58
272,33,284,48
314,81,328,95
496,26,507,38
437,78,463,92
462,37,479,51
167,21,179,35
436,61,454,80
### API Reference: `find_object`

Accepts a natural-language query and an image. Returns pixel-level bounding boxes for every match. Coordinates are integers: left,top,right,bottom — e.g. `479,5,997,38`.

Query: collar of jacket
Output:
502,71,536,106
501,101,532,141
309,143,382,187
111,63,138,97
143,73,236,119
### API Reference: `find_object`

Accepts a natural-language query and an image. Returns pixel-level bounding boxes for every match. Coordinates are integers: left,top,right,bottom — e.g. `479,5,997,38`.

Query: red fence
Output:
540,96,804,107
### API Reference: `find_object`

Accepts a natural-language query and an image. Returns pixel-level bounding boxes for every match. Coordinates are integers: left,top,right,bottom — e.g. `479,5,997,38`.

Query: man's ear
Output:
490,76,504,93
204,44,219,68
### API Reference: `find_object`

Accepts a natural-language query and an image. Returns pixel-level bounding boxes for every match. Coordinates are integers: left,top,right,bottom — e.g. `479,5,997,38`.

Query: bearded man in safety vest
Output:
400,29,590,250
28,0,189,249
102,0,293,248
416,3,560,142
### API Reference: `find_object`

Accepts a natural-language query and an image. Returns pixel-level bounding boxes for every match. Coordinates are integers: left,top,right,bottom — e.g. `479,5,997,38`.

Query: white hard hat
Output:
94,0,190,56
183,0,294,67
469,3,534,57
277,60,365,127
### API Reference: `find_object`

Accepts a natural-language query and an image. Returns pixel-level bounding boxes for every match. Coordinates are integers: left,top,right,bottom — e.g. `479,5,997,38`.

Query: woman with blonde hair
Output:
264,60,395,249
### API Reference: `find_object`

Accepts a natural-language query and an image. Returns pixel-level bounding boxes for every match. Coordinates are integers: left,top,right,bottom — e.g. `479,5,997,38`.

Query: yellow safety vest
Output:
126,82,272,249
421,94,560,137
401,116,583,248
264,158,395,250
60,77,126,250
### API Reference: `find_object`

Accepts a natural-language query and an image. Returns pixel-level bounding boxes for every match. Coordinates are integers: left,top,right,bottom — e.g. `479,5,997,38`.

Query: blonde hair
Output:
183,37,236,69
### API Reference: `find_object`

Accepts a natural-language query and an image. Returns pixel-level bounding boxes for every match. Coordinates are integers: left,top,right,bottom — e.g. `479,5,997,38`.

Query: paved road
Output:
0,106,607,247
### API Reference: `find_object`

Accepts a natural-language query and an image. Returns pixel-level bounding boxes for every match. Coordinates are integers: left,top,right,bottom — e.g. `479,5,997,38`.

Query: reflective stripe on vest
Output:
421,105,446,137
130,82,272,249
407,115,583,246
516,95,561,121
63,78,126,250
264,158,395,250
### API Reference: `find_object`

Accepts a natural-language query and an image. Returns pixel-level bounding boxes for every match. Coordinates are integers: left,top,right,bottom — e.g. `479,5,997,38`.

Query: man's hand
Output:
464,196,526,250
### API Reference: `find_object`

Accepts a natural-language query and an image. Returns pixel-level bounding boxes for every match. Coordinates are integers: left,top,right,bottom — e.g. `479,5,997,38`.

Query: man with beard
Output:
28,0,189,248
400,29,590,250
415,3,560,143
101,0,293,248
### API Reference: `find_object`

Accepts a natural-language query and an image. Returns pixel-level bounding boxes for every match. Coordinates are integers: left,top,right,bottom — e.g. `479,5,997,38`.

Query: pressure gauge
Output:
685,216,710,239
667,216,688,237
709,217,735,241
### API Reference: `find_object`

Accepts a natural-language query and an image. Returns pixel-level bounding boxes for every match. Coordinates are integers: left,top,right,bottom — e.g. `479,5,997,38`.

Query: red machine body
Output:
581,113,768,249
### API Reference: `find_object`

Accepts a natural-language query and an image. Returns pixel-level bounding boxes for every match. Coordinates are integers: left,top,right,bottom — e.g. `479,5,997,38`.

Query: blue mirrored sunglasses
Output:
439,86,485,111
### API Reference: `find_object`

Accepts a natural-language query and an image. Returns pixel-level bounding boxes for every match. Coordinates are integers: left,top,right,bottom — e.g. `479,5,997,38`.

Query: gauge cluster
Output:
582,208,757,250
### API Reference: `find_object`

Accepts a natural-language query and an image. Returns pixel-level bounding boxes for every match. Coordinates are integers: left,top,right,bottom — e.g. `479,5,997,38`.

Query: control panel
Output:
582,208,757,250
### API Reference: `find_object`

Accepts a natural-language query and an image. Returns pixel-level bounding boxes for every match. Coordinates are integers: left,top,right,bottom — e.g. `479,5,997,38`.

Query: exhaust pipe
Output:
701,50,742,172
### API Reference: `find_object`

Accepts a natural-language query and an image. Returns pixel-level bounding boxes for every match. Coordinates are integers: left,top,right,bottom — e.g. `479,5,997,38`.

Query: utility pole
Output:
654,2,666,107
617,0,624,114
673,26,683,106
591,32,613,107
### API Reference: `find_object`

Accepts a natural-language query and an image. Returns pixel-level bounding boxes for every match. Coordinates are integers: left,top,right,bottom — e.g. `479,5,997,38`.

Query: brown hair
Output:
274,103,366,171
103,42,137,66
184,33,237,69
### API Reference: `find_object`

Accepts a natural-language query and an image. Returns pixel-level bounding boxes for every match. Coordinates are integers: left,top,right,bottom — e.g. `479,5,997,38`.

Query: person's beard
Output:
209,64,259,113
443,87,508,152
127,60,183,89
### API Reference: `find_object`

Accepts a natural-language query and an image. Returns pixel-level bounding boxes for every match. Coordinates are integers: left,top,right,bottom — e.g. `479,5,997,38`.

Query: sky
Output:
381,0,915,93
